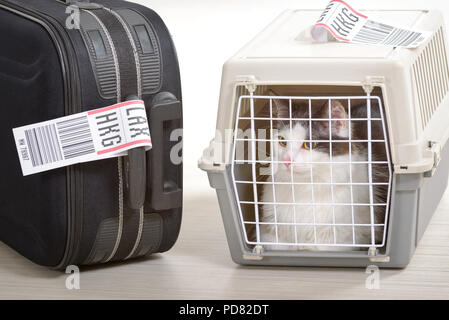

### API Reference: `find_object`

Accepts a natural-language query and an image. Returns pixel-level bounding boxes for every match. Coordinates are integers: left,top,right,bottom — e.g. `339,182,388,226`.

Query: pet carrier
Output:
199,9,449,267
0,0,182,268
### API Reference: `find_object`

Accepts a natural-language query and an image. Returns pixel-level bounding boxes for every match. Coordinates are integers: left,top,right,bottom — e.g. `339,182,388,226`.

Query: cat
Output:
259,90,388,251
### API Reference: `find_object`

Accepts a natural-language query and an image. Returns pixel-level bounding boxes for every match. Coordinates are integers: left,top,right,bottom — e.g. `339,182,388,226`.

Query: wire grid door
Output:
231,93,393,250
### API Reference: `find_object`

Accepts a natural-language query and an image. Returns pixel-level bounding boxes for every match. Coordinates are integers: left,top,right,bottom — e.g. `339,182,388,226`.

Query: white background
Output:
130,0,449,194
1,0,449,299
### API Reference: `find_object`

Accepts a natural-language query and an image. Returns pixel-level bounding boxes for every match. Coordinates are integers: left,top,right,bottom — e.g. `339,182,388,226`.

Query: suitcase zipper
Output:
0,1,83,269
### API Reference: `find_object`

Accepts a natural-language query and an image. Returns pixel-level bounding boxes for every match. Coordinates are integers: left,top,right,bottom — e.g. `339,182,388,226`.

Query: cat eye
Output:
303,141,317,150
278,136,287,147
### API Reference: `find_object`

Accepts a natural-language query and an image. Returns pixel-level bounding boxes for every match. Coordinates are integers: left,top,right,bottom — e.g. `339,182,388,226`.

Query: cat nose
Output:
282,156,291,168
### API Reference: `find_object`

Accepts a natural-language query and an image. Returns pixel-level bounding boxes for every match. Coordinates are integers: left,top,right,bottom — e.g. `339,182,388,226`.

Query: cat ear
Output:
320,100,348,136
268,89,289,119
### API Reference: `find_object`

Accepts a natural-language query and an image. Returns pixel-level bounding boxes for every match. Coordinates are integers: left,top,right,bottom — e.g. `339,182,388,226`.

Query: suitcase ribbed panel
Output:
138,37,162,93
80,11,118,99
83,218,119,265
115,9,162,94
91,58,117,97
135,213,163,257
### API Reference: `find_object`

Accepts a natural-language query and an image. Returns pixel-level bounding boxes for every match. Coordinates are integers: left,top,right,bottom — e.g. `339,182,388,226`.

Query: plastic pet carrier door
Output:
231,93,392,251
200,9,449,268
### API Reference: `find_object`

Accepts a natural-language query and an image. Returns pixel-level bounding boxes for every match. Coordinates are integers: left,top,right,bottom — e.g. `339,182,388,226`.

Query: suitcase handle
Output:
124,95,147,210
149,92,182,210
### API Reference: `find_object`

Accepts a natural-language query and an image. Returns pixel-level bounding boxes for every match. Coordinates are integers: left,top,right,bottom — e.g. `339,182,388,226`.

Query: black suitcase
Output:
0,0,183,268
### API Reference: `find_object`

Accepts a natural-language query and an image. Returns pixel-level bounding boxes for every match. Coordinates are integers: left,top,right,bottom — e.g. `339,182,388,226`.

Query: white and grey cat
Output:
260,91,387,251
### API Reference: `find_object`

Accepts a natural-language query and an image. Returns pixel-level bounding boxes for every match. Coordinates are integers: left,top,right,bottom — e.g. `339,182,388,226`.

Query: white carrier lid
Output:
236,10,428,59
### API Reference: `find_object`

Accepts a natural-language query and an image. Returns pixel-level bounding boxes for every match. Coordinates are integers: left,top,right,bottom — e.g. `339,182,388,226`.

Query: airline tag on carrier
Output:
311,0,431,48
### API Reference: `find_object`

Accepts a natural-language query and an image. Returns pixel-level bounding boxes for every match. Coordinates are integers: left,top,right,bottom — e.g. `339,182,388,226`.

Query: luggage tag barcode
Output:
311,0,432,48
13,100,152,176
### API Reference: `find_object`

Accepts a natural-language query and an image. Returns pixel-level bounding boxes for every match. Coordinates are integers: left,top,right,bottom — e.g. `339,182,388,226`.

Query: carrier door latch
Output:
425,141,442,177
243,245,264,261
362,76,385,93
235,75,257,93
368,247,390,263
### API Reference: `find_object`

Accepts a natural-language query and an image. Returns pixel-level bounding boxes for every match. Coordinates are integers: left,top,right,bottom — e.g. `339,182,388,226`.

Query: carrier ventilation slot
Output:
412,27,449,130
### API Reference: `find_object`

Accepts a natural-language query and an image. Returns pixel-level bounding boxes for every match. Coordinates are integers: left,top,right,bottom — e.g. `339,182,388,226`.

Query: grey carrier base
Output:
206,140,449,268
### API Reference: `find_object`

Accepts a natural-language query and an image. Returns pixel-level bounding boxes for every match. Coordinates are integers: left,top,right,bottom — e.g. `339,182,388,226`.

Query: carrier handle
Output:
149,92,182,210
124,95,147,210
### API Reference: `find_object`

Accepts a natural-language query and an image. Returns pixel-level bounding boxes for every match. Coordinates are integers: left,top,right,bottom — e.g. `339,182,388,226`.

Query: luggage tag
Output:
311,0,431,48
13,100,152,176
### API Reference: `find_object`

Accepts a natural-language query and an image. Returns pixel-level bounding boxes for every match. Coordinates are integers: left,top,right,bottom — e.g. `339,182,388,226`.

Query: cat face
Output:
269,90,350,176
